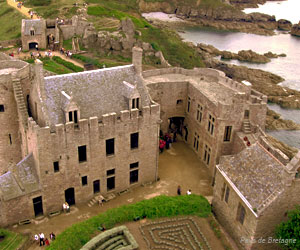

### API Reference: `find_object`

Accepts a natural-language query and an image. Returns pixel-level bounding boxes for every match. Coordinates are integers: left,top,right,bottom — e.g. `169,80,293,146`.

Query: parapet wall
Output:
0,61,30,80
28,104,160,137
143,67,255,97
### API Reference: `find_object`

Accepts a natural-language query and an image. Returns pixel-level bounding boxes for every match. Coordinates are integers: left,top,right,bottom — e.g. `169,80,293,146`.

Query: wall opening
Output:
27,95,32,117
78,145,87,162
65,188,75,205
106,138,115,156
0,104,4,112
53,161,59,172
29,42,38,50
33,196,43,217
130,132,139,149
93,180,100,193
107,177,115,191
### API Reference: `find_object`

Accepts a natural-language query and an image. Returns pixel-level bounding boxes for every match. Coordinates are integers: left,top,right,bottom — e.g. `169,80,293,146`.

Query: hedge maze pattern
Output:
140,217,211,250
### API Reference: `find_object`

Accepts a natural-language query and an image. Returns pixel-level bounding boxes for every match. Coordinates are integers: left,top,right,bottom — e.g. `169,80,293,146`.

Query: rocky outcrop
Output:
266,135,298,160
229,0,286,9
197,43,285,64
277,19,292,31
291,22,300,37
266,108,300,131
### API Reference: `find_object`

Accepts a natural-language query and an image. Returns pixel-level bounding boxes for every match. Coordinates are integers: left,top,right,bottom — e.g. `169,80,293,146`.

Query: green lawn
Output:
0,1,24,41
0,229,27,250
48,195,211,250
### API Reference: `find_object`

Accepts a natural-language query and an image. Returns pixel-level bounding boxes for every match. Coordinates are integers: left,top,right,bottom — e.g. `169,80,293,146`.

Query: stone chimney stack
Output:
132,46,143,75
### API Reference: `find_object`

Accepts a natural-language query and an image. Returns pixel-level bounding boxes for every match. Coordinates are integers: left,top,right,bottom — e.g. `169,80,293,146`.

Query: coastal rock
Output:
237,50,270,63
291,22,300,37
266,109,300,130
277,19,292,31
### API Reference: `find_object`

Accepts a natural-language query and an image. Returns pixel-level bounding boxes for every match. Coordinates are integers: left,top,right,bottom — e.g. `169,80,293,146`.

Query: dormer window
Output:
68,110,78,123
132,98,139,109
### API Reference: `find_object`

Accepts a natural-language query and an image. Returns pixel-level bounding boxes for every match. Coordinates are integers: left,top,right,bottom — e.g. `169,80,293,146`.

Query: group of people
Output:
159,131,176,153
177,185,192,196
34,232,55,246
60,48,72,58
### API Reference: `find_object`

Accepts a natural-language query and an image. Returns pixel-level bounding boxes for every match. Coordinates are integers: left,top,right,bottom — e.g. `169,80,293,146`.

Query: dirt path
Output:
11,141,214,249
6,0,38,19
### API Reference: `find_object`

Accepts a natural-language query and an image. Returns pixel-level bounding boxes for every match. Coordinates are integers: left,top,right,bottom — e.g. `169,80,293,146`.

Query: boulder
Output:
291,22,300,37
237,50,270,63
277,19,292,31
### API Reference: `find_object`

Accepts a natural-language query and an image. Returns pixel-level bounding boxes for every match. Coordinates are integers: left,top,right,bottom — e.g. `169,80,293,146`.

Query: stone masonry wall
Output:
212,170,258,250
26,105,160,215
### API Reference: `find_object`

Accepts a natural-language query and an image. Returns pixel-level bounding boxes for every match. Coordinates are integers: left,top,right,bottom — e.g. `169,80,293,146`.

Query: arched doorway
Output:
65,188,75,205
29,42,38,50
168,117,185,136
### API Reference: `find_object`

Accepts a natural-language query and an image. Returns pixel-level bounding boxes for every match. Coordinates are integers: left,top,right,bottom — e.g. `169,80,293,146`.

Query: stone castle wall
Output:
25,104,160,215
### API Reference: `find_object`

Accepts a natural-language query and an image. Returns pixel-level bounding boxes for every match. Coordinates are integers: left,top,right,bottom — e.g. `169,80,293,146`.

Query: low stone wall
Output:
0,39,21,48
80,226,138,250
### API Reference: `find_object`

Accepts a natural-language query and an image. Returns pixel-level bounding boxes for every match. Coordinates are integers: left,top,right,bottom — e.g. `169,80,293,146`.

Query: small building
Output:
213,142,300,250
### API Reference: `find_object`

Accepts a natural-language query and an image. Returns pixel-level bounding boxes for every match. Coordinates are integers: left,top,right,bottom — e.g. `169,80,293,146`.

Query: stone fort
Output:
0,47,299,249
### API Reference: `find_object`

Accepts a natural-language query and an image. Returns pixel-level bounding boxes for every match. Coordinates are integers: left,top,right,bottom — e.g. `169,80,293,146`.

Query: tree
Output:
276,206,300,250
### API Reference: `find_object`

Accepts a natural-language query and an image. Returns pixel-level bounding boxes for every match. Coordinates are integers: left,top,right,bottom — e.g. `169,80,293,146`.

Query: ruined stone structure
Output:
0,47,299,249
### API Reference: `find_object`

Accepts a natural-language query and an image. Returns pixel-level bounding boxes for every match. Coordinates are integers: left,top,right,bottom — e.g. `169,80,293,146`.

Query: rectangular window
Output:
130,162,139,169
74,111,78,123
224,126,232,142
204,144,211,165
225,186,230,203
0,105,4,112
130,169,139,184
53,161,59,172
208,114,215,135
187,97,191,113
78,145,87,162
136,98,139,109
69,111,73,122
131,132,139,149
82,176,88,186
106,169,115,176
107,176,115,191
193,132,199,151
106,138,115,156
131,98,140,109
132,98,135,109
237,203,246,225
196,104,203,122
9,134,12,145
30,30,35,36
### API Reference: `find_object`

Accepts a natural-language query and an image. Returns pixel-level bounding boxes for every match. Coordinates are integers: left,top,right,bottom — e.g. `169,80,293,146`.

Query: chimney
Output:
132,46,143,75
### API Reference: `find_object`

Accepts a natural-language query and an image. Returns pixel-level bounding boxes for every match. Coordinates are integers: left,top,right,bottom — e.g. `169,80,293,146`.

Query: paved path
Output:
6,0,38,19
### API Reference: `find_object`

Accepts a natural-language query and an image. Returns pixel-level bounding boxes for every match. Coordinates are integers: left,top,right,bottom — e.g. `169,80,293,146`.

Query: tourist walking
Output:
177,185,181,195
50,232,56,240
39,232,45,246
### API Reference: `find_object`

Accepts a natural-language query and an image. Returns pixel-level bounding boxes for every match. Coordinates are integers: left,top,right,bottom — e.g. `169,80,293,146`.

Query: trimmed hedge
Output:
48,195,211,250
52,56,84,72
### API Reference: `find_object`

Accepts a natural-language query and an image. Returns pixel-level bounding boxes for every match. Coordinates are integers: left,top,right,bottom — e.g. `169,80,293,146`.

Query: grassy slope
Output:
0,229,27,250
0,1,24,41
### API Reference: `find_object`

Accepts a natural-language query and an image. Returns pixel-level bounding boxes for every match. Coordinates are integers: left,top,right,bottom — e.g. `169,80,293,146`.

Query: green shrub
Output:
48,195,210,250
52,56,84,72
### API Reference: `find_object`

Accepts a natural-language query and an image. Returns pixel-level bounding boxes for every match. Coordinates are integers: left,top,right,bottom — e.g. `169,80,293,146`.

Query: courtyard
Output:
11,141,214,249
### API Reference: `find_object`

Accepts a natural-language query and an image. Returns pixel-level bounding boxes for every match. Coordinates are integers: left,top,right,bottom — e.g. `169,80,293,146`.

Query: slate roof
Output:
219,143,284,209
0,154,40,201
22,19,44,36
43,65,151,125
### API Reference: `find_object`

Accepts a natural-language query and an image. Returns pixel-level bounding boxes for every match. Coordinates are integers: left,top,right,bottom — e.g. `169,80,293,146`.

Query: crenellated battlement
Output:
28,104,160,137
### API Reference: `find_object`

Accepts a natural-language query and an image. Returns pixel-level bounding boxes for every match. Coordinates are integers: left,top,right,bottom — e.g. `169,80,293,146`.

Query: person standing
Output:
187,189,192,195
177,185,181,195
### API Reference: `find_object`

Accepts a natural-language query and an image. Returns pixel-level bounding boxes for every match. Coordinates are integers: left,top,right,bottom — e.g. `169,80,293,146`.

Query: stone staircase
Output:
12,79,29,129
88,196,99,207
242,119,251,134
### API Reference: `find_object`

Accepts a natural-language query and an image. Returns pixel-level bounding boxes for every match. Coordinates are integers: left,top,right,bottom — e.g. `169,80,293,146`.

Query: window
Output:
81,176,88,186
204,144,211,165
224,126,232,142
208,114,215,135
74,111,78,123
107,177,115,191
131,133,139,149
236,203,246,225
0,105,4,112
107,169,115,176
9,134,12,145
78,145,87,162
53,161,59,172
187,97,191,112
132,98,140,109
30,29,35,36
130,162,139,184
69,111,73,122
176,99,183,105
68,110,78,123
224,186,230,203
196,104,203,122
106,138,115,156
193,132,199,151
